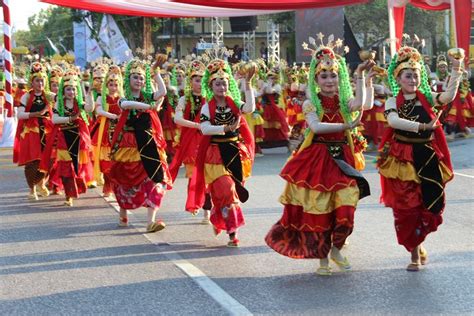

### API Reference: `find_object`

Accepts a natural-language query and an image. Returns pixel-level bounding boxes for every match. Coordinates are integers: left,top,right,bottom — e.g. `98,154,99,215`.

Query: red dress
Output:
378,91,453,252
168,96,205,212
109,93,172,210
261,93,289,148
266,95,367,259
159,93,178,158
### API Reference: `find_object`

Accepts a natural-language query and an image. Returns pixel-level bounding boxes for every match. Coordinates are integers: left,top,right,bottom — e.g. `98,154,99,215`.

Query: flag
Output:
46,37,60,54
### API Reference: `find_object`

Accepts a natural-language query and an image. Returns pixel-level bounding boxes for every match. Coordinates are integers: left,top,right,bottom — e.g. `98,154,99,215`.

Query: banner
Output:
85,16,104,63
73,21,87,69
98,15,133,64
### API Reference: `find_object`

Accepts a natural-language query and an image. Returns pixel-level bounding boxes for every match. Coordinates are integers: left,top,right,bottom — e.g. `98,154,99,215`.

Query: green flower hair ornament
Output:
57,77,88,125
201,62,242,105
123,60,155,116
171,67,178,88
388,53,434,107
26,67,50,92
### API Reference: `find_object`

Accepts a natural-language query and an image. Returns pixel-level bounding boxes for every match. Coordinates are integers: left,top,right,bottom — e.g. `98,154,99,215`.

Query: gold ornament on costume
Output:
447,48,465,61
436,54,448,67
207,59,229,82
393,46,422,78
92,64,108,79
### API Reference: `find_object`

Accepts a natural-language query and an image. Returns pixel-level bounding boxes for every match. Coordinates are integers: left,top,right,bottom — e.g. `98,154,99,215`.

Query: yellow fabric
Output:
375,112,386,122
263,121,281,129
57,149,90,163
279,183,359,214
20,126,39,139
296,113,305,121
92,145,111,161
204,157,252,184
354,152,366,171
379,155,453,184
93,116,106,182
113,147,142,162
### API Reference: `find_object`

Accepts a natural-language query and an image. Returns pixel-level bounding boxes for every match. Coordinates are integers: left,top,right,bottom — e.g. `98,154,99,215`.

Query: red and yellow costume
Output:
109,88,172,210
444,75,474,132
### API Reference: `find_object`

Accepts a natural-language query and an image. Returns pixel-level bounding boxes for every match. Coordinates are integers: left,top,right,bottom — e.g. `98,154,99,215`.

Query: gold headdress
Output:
29,62,47,84
128,59,147,76
49,66,64,84
62,69,79,87
82,70,91,82
393,46,422,78
436,54,448,67
92,64,108,79
187,60,205,78
106,65,122,83
302,33,349,75
207,59,229,82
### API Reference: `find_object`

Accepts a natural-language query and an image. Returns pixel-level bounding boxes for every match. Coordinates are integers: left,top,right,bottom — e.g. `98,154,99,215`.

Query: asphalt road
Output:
1,137,473,315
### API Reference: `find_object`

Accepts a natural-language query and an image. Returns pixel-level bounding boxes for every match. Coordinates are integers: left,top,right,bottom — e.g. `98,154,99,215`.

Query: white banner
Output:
85,16,104,63
99,15,133,65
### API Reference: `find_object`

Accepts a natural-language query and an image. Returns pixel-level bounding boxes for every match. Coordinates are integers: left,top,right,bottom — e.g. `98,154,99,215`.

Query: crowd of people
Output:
0,36,470,274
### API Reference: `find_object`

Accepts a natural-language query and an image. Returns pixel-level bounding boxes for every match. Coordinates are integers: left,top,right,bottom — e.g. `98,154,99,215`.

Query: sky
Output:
2,0,53,31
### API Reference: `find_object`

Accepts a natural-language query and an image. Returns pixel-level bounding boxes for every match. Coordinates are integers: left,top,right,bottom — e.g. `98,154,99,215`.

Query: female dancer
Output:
14,62,54,200
92,65,123,197
169,60,212,222
265,43,373,275
41,70,94,206
194,59,256,247
378,46,462,271
108,57,172,232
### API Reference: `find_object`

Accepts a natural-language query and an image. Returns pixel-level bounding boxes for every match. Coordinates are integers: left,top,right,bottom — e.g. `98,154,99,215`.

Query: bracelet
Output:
420,123,425,131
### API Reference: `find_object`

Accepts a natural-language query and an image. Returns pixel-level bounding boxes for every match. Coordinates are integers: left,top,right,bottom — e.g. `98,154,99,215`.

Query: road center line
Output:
104,195,253,316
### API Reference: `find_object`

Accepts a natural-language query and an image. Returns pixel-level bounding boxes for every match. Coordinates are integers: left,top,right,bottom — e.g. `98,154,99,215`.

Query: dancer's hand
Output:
421,111,443,131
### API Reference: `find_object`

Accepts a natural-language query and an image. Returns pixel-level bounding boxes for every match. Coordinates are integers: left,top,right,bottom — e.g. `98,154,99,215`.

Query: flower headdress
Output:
202,58,241,104
27,62,48,88
49,65,64,84
387,34,432,104
101,65,124,112
124,58,154,107
56,69,88,123
302,34,353,121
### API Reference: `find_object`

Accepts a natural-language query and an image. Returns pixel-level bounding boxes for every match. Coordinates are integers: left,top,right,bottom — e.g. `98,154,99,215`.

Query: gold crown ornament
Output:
393,46,422,78
62,69,80,87
128,59,148,76
302,33,349,75
29,62,47,84
92,64,108,79
106,65,123,83
436,54,448,67
187,60,205,78
447,48,465,61
82,70,91,82
49,66,64,83
207,59,229,82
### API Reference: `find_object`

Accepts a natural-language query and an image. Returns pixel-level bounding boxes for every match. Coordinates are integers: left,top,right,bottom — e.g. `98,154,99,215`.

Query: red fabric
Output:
169,98,204,181
262,94,289,143
209,176,245,233
410,0,450,10
445,91,468,131
452,0,472,66
379,91,452,171
174,0,369,10
393,5,406,50
14,90,53,165
193,96,255,209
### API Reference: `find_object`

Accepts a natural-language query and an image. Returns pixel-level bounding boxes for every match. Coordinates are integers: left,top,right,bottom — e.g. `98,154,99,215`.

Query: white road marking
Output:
103,194,253,316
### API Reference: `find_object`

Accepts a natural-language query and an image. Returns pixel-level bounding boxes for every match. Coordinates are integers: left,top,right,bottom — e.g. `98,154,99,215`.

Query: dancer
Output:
378,46,462,271
41,70,94,206
14,62,54,200
170,60,212,222
92,65,123,197
195,59,256,247
265,42,373,275
108,57,172,232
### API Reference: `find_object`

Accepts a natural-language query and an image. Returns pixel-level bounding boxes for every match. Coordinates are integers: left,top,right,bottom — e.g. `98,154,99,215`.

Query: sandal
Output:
419,248,428,265
330,256,352,272
118,217,129,227
316,266,332,276
146,221,166,233
406,262,421,272
28,192,39,201
226,239,240,248
38,186,50,197
64,197,73,207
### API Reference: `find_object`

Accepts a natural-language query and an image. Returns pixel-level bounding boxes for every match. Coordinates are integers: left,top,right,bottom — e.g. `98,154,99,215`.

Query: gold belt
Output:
394,134,432,144
211,136,239,143
60,123,78,130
